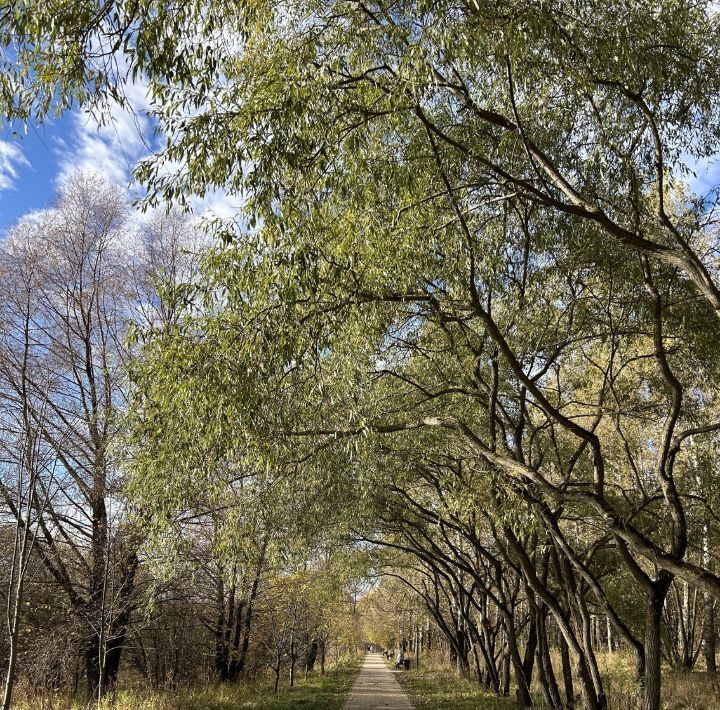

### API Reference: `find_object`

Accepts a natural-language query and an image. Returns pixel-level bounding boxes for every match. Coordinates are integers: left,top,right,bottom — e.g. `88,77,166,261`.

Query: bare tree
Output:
0,229,60,710
0,174,138,699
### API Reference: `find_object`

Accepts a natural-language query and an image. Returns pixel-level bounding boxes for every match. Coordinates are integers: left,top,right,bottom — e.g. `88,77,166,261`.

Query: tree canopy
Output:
3,3,720,710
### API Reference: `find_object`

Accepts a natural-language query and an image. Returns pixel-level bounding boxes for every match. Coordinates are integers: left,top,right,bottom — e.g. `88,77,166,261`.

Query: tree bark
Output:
703,593,717,672
560,635,574,710
641,592,665,710
1,605,20,710
273,659,281,694
536,610,562,709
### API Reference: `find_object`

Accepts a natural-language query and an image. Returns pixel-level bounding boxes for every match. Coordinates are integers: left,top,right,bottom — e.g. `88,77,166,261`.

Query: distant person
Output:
395,651,405,669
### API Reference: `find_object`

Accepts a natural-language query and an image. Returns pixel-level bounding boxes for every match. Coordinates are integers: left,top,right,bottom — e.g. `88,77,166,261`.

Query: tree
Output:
0,174,204,701
0,175,141,699
0,230,57,710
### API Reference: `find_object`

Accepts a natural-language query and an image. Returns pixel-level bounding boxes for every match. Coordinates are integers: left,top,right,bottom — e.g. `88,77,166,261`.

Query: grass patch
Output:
13,658,362,710
176,660,362,710
388,653,720,710
387,659,514,710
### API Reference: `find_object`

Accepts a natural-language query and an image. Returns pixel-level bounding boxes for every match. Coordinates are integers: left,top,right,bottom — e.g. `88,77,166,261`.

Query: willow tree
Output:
6,3,720,709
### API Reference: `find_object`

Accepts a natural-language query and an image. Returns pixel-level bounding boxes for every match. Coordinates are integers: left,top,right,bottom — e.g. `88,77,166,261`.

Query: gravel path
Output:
342,653,415,710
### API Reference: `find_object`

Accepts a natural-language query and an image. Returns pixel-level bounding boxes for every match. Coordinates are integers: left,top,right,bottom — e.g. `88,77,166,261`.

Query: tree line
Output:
0,176,365,708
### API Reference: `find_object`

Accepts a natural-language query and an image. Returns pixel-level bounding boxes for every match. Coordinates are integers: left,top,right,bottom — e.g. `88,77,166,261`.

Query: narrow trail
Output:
342,653,415,710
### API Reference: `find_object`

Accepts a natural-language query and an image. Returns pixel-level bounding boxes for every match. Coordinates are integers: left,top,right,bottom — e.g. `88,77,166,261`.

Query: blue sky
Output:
0,86,239,233
0,116,72,229
0,95,154,231
0,115,99,229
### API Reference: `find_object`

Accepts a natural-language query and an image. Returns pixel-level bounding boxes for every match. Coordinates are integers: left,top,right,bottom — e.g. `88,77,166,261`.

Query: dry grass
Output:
389,655,515,710
11,658,361,710
391,652,720,710
595,651,720,710
11,652,720,709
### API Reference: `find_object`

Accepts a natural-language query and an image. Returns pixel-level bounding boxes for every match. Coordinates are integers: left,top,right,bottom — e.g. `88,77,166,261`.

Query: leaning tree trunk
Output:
559,635,575,710
505,621,532,709
522,614,537,680
536,610,563,710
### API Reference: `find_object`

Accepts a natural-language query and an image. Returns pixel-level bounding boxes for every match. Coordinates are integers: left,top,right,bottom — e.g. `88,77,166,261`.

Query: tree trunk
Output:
72,656,80,696
305,638,318,678
642,594,664,710
560,635,574,710
1,614,20,710
274,661,281,694
522,615,537,682
703,593,717,672
507,624,532,709
88,464,109,701
415,623,420,669
702,520,717,672
103,551,138,690
456,648,470,678
289,629,296,688
214,574,228,680
84,633,102,701
536,611,562,710
501,644,511,696
606,616,613,655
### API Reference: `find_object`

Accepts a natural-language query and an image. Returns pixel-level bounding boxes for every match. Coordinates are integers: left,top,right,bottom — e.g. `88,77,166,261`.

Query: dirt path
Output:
342,653,415,710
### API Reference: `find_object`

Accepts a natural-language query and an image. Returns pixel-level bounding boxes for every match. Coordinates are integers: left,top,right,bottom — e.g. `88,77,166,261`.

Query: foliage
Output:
4,3,720,709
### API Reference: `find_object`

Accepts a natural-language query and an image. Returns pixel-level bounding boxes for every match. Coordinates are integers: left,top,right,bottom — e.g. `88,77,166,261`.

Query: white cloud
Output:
0,140,30,191
54,59,243,227
191,189,244,222
685,156,720,200
55,49,155,192
56,94,153,190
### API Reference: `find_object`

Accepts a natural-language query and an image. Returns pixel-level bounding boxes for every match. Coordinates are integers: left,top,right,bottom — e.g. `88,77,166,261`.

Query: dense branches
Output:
3,2,720,708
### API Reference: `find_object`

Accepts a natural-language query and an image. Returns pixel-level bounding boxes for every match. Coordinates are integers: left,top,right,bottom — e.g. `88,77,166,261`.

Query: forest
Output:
1,2,720,709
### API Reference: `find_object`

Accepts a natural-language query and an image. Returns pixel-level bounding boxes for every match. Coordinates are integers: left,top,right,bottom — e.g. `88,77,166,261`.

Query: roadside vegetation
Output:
389,653,719,710
390,658,515,710
12,657,361,710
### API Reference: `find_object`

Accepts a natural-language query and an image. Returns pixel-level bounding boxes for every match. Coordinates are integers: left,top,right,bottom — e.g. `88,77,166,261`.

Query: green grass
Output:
387,659,514,710
175,661,362,710
13,658,362,710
